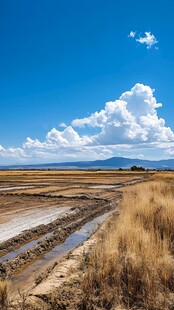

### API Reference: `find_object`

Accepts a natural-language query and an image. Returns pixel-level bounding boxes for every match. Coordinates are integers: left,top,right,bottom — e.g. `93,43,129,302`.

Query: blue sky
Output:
1,0,174,164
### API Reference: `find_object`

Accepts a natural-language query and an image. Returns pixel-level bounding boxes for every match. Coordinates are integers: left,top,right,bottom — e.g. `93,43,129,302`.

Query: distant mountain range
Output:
1,157,174,170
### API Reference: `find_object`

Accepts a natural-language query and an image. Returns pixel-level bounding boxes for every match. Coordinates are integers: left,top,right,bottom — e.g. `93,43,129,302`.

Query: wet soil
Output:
0,170,150,300
0,197,118,278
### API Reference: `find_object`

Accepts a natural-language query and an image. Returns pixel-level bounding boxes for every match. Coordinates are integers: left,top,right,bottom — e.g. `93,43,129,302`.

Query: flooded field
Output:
0,170,149,297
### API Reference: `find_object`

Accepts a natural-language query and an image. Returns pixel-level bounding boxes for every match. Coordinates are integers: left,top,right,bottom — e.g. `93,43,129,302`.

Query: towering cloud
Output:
0,84,173,163
73,84,174,144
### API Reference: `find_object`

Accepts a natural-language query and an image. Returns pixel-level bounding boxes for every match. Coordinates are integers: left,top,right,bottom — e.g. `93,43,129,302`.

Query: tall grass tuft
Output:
80,181,174,309
0,280,9,310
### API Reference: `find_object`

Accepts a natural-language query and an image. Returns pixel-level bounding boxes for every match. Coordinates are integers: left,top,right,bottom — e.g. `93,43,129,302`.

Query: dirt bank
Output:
0,196,120,278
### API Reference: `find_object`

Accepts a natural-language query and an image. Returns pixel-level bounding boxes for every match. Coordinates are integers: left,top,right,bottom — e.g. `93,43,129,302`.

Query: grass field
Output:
80,177,174,309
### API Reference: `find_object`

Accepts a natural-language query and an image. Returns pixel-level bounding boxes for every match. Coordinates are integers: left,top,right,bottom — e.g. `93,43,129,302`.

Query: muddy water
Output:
11,210,114,290
0,233,53,263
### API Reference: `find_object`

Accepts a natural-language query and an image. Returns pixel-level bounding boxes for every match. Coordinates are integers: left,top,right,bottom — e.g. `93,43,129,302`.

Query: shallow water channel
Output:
0,233,53,263
11,210,114,290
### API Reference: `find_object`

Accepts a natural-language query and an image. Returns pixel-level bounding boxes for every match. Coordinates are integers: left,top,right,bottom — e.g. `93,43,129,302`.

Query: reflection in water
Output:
12,211,114,288
0,233,53,263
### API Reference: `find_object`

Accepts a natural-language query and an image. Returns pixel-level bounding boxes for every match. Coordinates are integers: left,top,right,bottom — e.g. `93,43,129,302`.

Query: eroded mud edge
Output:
28,211,119,309
0,198,108,254
0,196,121,278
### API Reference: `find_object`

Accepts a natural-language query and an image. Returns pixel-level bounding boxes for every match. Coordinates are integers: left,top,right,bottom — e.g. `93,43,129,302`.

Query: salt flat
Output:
0,206,70,243
0,186,36,191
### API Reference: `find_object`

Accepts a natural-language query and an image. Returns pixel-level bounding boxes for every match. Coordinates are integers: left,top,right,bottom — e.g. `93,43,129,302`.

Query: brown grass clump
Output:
80,181,174,309
0,280,10,309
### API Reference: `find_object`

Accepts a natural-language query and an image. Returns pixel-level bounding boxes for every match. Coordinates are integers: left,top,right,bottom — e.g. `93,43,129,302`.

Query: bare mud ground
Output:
0,170,150,305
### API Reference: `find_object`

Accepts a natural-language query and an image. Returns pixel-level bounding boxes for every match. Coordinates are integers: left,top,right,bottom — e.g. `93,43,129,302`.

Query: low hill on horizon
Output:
1,156,174,170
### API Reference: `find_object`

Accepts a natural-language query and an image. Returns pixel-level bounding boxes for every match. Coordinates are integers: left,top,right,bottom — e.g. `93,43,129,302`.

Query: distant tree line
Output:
130,165,145,171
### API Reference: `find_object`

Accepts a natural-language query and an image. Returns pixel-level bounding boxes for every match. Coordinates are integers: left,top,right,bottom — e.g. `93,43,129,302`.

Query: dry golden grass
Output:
152,171,174,183
0,280,10,309
81,180,174,309
0,170,148,183
0,170,148,176
11,185,65,195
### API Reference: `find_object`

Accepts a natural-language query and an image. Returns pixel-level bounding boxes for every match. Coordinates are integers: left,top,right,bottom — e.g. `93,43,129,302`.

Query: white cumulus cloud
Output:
23,126,92,150
128,31,136,38
59,122,67,128
136,32,158,49
129,31,158,49
0,147,29,159
0,83,173,163
73,83,174,145
0,145,5,151
164,146,174,156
